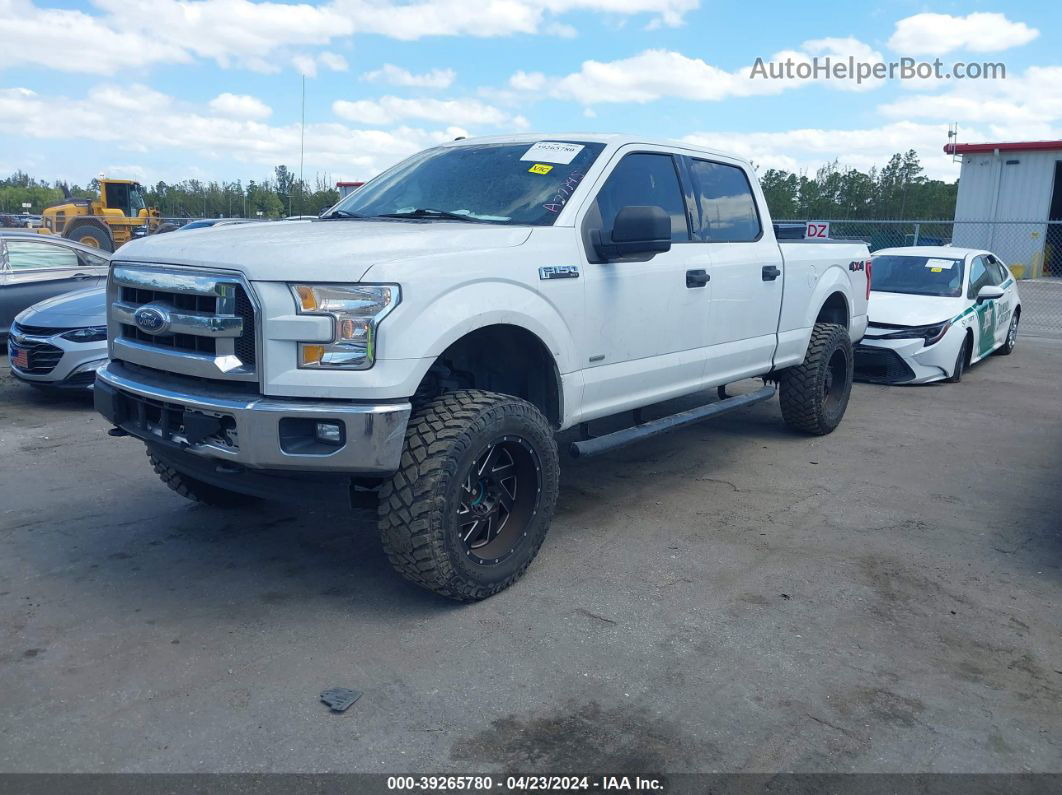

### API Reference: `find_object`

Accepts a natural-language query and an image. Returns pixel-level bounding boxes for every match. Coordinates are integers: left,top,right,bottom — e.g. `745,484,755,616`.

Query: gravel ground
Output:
0,331,1059,774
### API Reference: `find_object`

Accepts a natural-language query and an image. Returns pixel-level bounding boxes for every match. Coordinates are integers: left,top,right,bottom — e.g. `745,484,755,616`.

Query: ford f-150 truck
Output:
94,134,870,600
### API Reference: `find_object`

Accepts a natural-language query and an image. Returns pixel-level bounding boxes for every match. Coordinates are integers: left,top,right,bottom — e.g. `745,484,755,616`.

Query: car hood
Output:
115,219,534,281
16,287,106,328
868,291,967,327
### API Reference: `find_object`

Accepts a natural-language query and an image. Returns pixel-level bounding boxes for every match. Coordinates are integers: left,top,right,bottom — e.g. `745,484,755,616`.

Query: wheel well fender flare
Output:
807,268,853,330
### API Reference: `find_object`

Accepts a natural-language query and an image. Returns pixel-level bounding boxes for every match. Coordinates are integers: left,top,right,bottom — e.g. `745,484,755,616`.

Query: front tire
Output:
148,450,260,507
996,312,1019,355
65,224,113,252
779,322,853,435
378,389,559,601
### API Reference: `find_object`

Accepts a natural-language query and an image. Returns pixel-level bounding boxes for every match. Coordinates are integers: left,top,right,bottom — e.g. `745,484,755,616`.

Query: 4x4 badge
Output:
539,266,580,280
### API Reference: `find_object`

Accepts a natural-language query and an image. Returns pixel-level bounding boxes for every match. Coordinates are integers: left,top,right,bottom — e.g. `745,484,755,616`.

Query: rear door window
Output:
686,159,762,242
6,240,81,271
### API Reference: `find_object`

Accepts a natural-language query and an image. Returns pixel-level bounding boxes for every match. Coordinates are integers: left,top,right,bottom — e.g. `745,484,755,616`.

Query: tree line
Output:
0,166,342,219
758,150,958,220
1,150,958,221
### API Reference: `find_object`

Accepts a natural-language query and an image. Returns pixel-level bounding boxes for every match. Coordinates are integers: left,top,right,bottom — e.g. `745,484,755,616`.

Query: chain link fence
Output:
780,219,1062,340
779,219,1062,279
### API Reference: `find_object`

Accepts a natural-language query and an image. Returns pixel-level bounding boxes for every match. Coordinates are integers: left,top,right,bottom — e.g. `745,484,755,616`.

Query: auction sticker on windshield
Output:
521,142,585,164
925,258,956,272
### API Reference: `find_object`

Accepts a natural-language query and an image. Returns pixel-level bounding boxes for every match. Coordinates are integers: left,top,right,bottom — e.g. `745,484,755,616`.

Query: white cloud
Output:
293,54,319,78
333,95,520,127
0,85,470,181
319,52,349,72
878,66,1062,127
0,0,190,74
208,93,273,120
509,70,548,92
0,0,701,75
332,0,697,39
888,12,1039,56
682,121,966,181
514,39,886,105
362,64,457,89
293,51,350,77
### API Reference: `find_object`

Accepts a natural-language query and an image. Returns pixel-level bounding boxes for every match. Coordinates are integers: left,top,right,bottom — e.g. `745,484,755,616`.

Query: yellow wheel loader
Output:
39,179,162,252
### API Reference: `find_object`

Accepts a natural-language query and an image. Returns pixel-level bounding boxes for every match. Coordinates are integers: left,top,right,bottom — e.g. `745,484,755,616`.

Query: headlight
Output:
61,326,108,343
876,320,951,347
289,284,399,369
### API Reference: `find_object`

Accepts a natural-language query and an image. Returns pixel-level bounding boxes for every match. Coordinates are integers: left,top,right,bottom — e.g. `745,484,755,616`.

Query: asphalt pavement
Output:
1,332,1059,773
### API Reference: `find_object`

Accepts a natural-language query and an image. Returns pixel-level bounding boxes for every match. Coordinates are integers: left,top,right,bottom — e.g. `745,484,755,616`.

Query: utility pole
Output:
299,74,306,217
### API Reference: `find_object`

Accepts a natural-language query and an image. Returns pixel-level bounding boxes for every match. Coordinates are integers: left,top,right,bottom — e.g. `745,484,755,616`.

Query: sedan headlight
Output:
61,326,108,343
290,284,400,369
875,320,951,347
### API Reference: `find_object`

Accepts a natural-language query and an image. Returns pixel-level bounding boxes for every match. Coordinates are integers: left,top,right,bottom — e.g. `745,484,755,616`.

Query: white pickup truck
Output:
95,134,870,600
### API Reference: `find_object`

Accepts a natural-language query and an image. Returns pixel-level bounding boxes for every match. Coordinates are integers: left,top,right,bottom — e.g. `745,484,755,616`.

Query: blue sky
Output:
1,0,1058,187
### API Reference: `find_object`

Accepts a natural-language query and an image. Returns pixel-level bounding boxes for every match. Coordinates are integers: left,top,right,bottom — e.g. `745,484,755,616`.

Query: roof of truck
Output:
439,133,752,166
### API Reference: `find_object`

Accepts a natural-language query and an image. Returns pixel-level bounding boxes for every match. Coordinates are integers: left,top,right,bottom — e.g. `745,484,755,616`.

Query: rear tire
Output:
65,224,113,252
148,450,260,507
378,389,559,601
947,336,970,383
779,322,853,436
996,312,1019,355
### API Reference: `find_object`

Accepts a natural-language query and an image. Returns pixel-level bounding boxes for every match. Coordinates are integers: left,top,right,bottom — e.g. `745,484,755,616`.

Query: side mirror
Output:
593,205,672,261
976,285,1005,304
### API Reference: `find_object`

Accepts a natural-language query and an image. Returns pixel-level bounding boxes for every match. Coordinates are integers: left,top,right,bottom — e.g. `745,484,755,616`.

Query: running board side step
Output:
568,385,777,459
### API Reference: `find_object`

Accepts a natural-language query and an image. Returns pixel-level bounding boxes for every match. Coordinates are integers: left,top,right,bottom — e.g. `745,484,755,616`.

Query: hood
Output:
114,219,533,281
16,287,106,329
868,291,966,327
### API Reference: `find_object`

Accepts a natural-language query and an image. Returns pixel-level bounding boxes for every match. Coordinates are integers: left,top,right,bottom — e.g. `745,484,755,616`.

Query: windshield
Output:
871,254,965,297
330,141,606,225
131,184,146,213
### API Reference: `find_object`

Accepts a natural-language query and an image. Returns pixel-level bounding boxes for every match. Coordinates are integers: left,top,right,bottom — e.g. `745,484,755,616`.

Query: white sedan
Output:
855,246,1021,384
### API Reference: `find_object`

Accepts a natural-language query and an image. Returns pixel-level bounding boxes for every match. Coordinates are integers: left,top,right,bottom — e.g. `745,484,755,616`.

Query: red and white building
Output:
945,139,1062,278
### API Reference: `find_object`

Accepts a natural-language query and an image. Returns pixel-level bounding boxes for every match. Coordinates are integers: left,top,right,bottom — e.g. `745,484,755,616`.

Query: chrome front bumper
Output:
95,361,410,474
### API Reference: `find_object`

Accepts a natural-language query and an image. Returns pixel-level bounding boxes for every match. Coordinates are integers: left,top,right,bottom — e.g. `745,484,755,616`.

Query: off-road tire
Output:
996,311,1019,355
378,389,559,601
947,336,970,383
148,450,260,507
779,322,853,435
65,224,113,252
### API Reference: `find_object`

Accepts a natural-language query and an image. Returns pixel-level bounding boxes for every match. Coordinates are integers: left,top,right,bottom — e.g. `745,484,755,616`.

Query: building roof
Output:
944,140,1062,155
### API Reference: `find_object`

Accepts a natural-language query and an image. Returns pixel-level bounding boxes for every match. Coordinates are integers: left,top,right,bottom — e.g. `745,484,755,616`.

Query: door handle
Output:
762,265,781,281
686,269,710,288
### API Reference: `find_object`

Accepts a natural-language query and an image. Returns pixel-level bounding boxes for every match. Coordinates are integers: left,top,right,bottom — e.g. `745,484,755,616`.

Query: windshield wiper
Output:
375,208,483,222
322,209,364,219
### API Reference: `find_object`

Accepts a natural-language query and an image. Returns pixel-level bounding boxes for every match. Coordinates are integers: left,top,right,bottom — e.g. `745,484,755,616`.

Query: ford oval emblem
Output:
133,304,171,335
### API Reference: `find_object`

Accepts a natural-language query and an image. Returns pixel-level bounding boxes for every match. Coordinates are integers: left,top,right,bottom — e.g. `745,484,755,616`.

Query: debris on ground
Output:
320,687,362,713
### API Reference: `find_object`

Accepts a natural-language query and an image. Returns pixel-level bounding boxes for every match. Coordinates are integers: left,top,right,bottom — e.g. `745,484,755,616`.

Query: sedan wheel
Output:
997,313,1019,356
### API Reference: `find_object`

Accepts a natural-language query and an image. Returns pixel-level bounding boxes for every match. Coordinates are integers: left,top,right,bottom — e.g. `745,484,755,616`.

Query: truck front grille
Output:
109,265,258,383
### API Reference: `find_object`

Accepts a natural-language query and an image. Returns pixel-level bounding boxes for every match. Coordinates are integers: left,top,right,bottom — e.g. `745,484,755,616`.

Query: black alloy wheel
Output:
457,436,541,565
